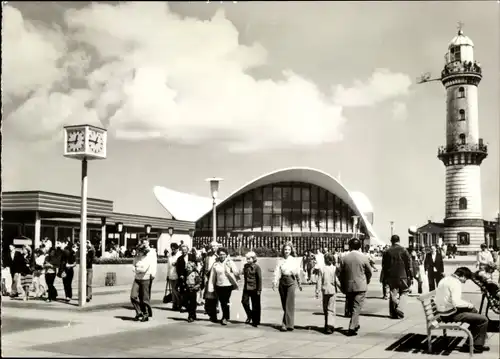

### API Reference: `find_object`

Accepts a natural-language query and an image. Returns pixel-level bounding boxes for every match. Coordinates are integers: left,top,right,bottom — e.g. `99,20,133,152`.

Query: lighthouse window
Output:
459,197,468,210
459,109,466,120
453,46,461,62
459,133,466,145
457,232,470,245
458,87,465,98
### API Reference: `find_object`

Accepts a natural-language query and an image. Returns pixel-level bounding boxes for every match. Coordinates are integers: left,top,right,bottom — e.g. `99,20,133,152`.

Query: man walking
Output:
166,243,182,310
338,238,372,336
382,235,413,319
202,240,219,322
175,244,190,312
424,245,444,291
130,238,157,322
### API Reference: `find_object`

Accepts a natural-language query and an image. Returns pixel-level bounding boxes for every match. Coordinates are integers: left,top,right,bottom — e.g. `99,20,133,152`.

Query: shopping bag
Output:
163,280,172,304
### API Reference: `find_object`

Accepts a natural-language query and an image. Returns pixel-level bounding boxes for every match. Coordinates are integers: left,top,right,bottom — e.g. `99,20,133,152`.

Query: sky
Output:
3,1,499,245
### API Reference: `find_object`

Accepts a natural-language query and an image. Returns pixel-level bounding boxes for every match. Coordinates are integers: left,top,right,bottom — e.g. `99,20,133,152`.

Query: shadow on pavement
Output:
115,315,139,321
385,333,464,356
487,320,499,333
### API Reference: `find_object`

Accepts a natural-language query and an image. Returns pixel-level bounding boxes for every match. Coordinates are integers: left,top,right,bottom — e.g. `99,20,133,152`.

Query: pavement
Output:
2,266,499,358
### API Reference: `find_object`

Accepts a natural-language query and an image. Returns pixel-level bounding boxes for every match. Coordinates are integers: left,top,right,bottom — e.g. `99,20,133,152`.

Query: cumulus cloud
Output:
391,101,408,122
3,3,412,152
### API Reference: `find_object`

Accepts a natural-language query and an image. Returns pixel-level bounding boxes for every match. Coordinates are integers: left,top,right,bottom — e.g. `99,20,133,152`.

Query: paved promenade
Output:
2,268,499,358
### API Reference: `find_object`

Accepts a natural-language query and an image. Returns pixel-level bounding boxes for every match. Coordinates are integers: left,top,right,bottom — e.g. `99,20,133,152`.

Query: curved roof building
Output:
154,167,382,252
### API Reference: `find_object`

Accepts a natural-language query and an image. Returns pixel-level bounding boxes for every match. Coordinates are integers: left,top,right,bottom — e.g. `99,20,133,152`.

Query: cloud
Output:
391,101,408,122
3,3,412,152
333,69,412,107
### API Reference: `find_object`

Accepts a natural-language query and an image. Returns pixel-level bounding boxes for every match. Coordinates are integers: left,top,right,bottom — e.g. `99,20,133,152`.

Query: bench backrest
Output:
418,290,441,328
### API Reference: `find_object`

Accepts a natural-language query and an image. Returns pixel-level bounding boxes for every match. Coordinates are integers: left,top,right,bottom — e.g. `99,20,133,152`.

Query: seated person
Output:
434,267,490,354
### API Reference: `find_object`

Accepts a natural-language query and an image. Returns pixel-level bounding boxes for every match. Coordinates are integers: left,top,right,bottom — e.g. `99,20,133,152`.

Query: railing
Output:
441,60,482,78
193,235,358,256
438,142,488,155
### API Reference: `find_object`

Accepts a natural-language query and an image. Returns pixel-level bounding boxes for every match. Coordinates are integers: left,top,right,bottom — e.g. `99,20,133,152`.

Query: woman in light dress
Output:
272,242,302,332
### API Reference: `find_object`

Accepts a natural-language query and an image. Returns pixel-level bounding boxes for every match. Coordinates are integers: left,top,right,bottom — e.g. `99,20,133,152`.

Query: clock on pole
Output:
63,124,107,308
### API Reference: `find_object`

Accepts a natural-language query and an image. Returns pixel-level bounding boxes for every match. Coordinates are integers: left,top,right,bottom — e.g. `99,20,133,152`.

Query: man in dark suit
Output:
382,235,413,319
338,238,372,336
424,244,444,291
175,244,190,312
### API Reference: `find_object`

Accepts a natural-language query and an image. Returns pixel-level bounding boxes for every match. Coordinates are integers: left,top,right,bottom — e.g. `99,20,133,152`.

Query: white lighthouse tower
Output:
437,26,488,253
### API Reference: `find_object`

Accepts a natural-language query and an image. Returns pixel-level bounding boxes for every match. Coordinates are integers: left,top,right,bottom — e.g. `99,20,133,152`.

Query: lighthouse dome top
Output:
449,29,474,48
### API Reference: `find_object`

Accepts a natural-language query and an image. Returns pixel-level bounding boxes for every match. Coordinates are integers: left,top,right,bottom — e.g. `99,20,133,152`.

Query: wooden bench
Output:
418,291,474,357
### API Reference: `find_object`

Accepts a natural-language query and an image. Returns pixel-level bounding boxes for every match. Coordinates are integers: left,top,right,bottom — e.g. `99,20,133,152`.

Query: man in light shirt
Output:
131,238,157,322
435,267,489,354
166,243,182,310
477,244,494,274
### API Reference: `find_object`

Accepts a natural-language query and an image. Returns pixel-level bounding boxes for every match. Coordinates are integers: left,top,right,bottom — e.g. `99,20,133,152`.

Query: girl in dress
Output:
272,242,302,332
33,249,47,298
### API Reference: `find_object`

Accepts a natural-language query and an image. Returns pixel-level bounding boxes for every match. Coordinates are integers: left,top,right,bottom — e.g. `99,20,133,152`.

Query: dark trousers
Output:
130,279,151,317
45,273,57,300
215,285,233,320
389,279,410,319
62,268,74,299
278,283,296,329
86,269,93,300
205,296,218,320
345,291,366,331
428,271,443,291
442,308,488,346
241,289,261,325
185,290,198,320
148,277,154,317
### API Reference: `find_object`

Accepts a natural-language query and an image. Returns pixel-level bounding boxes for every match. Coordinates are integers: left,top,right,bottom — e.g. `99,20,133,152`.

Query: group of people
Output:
2,238,95,303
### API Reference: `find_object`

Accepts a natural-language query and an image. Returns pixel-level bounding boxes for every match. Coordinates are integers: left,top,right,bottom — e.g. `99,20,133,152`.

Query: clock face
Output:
88,130,105,154
67,130,85,152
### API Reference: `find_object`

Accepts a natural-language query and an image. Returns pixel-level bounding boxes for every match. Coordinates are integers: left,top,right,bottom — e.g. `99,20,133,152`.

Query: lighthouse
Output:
438,26,488,253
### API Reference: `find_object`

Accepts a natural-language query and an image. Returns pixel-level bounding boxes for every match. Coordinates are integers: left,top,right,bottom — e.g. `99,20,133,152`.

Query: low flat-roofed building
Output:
2,190,195,255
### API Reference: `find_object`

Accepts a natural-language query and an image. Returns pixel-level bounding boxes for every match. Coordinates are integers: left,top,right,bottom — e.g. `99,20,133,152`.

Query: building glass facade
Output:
195,182,366,237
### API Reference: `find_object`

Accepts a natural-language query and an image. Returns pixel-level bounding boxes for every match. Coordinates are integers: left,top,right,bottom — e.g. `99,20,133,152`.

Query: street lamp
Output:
206,177,223,245
116,222,124,248
352,215,360,238
64,124,107,308
167,227,174,237
390,221,395,237
144,224,152,236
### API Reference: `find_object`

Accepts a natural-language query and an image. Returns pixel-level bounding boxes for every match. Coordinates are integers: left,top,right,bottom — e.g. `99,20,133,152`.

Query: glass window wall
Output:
197,182,365,236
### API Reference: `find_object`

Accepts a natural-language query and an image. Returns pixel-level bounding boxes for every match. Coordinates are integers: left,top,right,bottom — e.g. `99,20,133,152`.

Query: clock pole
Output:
78,157,88,308
64,124,107,308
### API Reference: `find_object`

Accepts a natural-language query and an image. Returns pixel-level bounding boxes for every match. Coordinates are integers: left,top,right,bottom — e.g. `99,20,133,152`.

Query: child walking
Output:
185,260,202,323
315,253,337,334
241,251,262,327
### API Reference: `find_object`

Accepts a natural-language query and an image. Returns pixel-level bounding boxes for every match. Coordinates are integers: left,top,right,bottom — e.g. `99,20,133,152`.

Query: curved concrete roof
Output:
154,167,382,245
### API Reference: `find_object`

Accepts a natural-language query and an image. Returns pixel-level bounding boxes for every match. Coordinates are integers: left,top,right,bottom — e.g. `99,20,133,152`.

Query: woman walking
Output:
206,247,240,325
272,242,302,332
62,242,77,302
44,248,60,302
17,245,34,301
410,250,423,294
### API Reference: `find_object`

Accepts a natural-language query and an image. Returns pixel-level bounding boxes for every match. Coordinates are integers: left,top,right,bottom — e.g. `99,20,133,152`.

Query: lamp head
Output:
188,229,195,238
408,225,417,235
167,227,174,236
144,224,152,234
205,177,223,199
116,222,123,233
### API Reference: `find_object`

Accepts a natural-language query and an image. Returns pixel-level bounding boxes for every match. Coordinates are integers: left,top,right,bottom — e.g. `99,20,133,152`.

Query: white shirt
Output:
477,251,494,267
166,251,181,280
133,248,158,280
273,256,300,286
434,275,472,315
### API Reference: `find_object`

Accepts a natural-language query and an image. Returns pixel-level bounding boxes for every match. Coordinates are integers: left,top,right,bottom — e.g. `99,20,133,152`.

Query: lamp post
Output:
145,224,152,237
206,177,223,245
352,215,360,238
390,221,395,237
116,222,123,248
63,124,107,308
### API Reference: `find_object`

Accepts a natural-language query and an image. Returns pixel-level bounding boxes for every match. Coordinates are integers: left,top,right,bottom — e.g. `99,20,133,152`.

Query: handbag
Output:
163,279,172,304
